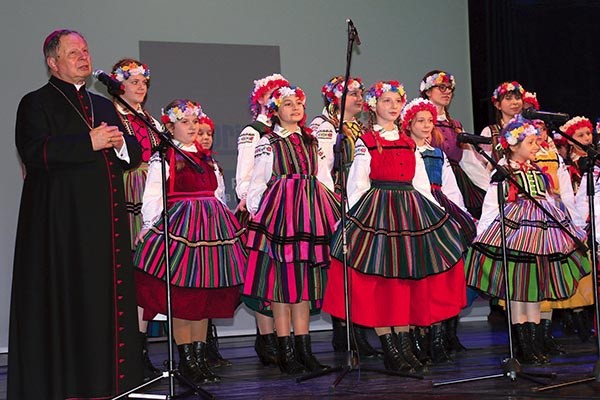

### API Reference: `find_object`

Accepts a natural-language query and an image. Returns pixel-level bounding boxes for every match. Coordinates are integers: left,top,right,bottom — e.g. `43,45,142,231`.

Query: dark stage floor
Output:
1,320,600,399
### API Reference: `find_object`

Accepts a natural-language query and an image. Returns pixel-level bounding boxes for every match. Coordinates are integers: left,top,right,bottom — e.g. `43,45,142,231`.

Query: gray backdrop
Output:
0,0,472,352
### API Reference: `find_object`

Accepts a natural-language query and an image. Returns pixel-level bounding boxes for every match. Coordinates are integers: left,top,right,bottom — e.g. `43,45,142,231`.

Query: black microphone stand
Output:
296,19,422,386
433,142,573,388
105,89,212,400
533,121,600,392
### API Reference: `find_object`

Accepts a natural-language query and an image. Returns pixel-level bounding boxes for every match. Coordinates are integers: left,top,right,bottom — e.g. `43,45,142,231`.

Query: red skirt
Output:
322,258,467,327
136,271,241,320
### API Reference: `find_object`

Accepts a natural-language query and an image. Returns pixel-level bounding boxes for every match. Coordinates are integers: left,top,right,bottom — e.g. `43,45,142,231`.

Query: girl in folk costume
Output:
480,81,525,162
403,98,475,364
235,73,289,367
309,75,379,358
465,115,591,365
323,81,467,373
420,70,489,220
243,86,340,374
134,100,246,384
109,58,162,378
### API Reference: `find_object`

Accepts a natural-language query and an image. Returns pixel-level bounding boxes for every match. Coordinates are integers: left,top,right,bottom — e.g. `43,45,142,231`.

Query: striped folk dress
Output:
134,145,246,320
465,164,591,302
323,130,467,328
242,129,340,311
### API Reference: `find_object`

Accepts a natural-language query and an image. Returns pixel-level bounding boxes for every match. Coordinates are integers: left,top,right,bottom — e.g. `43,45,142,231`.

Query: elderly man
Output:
8,29,143,399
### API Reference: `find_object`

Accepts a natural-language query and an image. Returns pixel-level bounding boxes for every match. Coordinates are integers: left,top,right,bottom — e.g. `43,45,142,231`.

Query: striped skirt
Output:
123,163,148,250
465,198,591,302
432,188,477,244
450,160,486,220
330,181,467,279
243,174,340,306
134,196,247,289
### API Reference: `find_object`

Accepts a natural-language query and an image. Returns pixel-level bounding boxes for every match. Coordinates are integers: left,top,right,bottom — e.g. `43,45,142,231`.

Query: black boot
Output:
514,323,541,365
276,336,306,374
411,327,432,365
332,318,380,358
444,317,467,354
205,321,232,368
140,332,161,380
378,333,415,373
538,319,565,355
294,334,329,372
527,322,550,364
331,317,347,352
430,324,452,363
353,325,382,358
177,343,205,385
192,341,221,383
572,310,593,342
254,327,279,367
395,331,425,372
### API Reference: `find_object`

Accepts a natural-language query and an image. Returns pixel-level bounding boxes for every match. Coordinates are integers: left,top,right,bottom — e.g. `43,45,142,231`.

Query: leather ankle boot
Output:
395,331,424,372
527,322,550,364
378,333,415,373
205,321,232,368
254,328,279,367
430,324,452,363
538,319,565,355
411,327,432,365
192,341,221,383
276,336,306,374
177,343,205,385
140,332,160,380
514,323,541,365
444,317,467,354
294,334,329,372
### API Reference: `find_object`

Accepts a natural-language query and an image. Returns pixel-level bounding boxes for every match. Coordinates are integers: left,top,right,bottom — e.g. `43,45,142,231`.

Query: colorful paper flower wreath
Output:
497,114,539,150
364,80,406,112
560,116,593,137
111,62,150,82
491,81,525,103
419,71,456,92
250,74,289,106
321,76,364,106
522,91,540,110
400,98,438,131
266,86,306,114
161,100,203,124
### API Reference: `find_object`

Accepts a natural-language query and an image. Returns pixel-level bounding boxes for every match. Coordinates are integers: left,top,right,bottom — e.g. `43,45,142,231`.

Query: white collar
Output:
256,113,271,126
274,124,301,137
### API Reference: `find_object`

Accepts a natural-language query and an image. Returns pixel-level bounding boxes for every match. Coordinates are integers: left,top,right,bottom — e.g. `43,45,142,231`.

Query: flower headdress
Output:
249,73,289,117
266,85,306,113
560,116,593,137
321,76,364,106
419,72,456,93
111,62,150,82
522,91,540,110
364,80,406,112
400,98,437,131
161,100,203,124
491,81,525,103
497,114,539,150
198,114,215,132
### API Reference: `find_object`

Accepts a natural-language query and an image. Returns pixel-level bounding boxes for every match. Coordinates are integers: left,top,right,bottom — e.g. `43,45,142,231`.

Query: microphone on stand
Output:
346,18,361,45
92,69,124,95
522,108,570,123
456,132,492,146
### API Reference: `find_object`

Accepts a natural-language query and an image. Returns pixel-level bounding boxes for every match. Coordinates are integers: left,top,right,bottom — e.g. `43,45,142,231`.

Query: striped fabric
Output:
134,197,247,289
244,132,340,307
331,181,467,279
123,162,148,250
465,197,590,301
432,189,476,244
449,160,486,220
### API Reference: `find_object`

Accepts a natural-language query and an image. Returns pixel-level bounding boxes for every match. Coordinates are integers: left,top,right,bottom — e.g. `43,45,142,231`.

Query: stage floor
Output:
1,320,600,399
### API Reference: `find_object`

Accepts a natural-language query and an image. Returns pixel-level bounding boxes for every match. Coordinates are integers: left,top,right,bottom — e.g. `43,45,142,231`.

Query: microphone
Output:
92,69,124,95
522,108,570,123
456,133,492,145
346,18,361,45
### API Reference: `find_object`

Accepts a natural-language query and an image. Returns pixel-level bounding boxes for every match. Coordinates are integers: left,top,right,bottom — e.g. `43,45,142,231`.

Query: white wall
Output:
0,0,471,352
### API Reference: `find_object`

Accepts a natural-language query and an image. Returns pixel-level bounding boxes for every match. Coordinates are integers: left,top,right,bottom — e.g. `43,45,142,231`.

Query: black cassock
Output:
9,75,143,399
